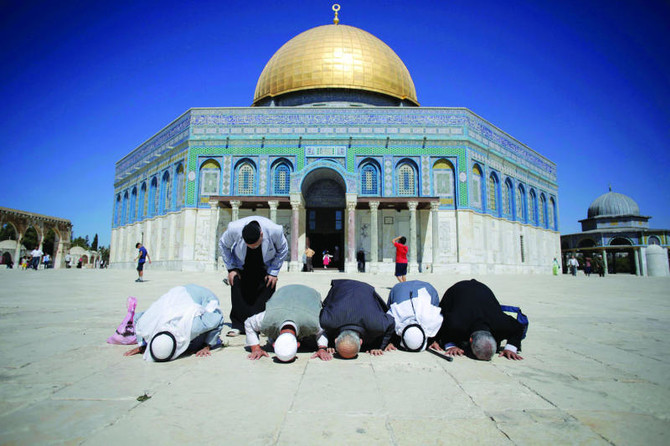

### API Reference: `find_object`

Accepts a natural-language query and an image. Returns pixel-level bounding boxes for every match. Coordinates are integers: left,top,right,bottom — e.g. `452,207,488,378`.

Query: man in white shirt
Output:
568,256,579,276
30,247,43,270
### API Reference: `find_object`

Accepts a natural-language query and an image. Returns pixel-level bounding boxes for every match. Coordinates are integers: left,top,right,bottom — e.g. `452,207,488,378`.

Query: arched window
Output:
433,159,455,204
130,187,137,222
471,164,483,208
175,164,185,209
360,160,380,195
516,184,526,222
539,193,547,228
610,237,632,246
122,192,129,225
273,161,291,195
503,179,513,217
529,189,538,225
236,161,256,195
200,159,221,196
115,195,121,226
150,177,158,216
160,171,171,214
548,197,556,230
487,173,500,215
397,161,417,196
139,182,147,219
649,236,661,245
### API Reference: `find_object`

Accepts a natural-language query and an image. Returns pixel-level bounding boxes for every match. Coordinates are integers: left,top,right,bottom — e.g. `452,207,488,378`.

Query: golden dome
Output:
253,24,419,106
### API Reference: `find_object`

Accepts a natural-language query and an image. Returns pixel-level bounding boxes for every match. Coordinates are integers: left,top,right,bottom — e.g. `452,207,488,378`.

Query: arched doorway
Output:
0,223,18,267
302,168,346,271
608,237,634,274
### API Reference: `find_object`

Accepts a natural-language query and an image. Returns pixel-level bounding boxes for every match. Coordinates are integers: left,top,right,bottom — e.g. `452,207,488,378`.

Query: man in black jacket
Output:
320,279,396,358
433,279,525,361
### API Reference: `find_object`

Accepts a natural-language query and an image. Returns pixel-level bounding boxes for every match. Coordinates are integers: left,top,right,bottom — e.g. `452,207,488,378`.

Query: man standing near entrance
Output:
304,246,315,272
392,236,408,282
134,242,151,282
219,216,288,337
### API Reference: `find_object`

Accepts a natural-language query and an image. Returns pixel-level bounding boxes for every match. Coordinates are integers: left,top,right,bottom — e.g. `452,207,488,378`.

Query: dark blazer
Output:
438,279,524,350
320,279,395,350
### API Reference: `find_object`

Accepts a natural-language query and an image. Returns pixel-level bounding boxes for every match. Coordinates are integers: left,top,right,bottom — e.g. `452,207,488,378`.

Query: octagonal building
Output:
111,11,561,274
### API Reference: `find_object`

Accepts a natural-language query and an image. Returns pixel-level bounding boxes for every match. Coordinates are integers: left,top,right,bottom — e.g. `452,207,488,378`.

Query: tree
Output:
92,234,99,251
0,224,17,241
98,246,110,265
71,236,89,249
23,227,38,250
43,230,56,256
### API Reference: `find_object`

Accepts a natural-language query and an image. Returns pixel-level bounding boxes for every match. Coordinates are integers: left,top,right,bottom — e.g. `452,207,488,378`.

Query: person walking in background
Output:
584,258,592,277
392,236,408,282
322,250,332,269
357,249,366,273
333,245,340,270
595,255,605,277
568,256,579,276
30,246,43,270
134,242,151,282
42,253,50,269
552,258,560,275
305,246,315,272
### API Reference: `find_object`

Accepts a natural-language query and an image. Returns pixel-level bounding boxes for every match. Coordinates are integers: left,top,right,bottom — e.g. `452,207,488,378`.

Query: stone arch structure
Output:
0,207,72,269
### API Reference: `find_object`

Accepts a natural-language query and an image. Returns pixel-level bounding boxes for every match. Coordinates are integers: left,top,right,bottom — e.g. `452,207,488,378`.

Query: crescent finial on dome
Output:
333,4,340,25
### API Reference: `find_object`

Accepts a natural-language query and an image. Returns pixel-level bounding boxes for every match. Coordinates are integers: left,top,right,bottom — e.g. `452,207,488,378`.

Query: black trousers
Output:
229,271,275,331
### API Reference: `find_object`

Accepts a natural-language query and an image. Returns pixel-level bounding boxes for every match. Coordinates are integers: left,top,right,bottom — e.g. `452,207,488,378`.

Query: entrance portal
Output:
302,167,346,271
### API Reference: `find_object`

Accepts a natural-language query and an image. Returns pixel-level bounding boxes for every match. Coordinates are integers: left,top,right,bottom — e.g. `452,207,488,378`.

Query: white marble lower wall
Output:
111,207,561,274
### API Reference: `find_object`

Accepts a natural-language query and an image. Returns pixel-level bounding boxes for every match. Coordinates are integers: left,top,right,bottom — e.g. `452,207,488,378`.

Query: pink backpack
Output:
107,296,138,345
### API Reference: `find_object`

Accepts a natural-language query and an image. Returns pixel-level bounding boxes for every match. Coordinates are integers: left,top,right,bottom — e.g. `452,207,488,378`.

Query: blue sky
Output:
1,0,669,247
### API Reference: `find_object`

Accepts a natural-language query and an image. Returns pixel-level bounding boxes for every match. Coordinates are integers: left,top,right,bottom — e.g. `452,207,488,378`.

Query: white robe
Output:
387,287,443,339
135,286,205,362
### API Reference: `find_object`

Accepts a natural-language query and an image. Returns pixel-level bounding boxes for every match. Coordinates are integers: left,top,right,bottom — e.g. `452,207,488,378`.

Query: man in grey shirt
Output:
244,284,331,362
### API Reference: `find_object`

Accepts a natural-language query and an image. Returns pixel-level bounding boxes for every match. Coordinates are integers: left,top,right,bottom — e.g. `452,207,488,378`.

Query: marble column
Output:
13,232,23,269
54,238,64,269
345,198,357,273
268,200,279,223
634,249,640,276
408,201,419,273
208,201,220,271
37,226,44,251
601,249,608,276
369,201,379,273
289,197,301,272
230,200,241,221
430,201,440,273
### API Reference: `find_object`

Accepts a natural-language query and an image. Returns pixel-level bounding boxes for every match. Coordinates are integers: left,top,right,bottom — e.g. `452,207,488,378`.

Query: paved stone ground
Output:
0,268,668,445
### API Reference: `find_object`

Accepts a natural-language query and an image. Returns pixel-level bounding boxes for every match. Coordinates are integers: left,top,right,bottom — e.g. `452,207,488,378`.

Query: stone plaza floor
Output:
0,267,668,445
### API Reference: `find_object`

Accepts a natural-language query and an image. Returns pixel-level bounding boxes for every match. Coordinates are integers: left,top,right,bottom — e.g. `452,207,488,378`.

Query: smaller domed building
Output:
561,188,669,276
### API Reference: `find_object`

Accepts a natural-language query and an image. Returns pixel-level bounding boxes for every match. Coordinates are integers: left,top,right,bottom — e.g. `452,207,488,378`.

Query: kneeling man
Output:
124,284,224,362
244,284,332,362
387,280,443,352
434,279,525,360
320,279,395,358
